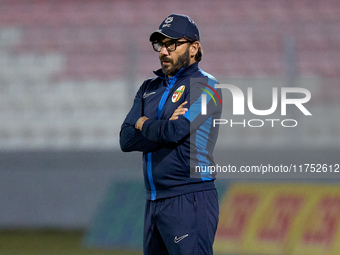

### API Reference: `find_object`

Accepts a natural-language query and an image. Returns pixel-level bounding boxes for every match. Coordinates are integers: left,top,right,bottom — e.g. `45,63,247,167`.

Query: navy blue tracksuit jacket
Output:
120,62,222,201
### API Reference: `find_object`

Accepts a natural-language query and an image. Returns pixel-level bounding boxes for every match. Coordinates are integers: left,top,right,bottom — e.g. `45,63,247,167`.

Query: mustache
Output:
160,56,172,63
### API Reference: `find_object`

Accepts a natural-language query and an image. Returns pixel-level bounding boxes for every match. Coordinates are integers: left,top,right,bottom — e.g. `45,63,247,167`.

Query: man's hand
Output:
169,101,188,120
135,116,149,131
135,101,187,131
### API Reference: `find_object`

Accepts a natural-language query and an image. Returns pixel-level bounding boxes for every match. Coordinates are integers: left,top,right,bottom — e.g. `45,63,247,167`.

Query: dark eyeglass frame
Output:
152,40,191,52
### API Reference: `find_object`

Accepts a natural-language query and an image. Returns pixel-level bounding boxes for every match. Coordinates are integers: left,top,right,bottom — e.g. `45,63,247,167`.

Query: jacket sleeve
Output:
141,80,222,145
120,82,163,153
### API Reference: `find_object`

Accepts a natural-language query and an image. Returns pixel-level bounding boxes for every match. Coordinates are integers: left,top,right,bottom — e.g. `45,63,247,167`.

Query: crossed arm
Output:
121,79,221,152
135,101,188,130
120,101,188,153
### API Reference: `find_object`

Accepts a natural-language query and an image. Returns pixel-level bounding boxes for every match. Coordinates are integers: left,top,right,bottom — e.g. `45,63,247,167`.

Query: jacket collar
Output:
153,62,199,80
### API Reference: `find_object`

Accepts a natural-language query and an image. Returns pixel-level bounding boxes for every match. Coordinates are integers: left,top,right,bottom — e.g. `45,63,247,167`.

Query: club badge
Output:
172,85,185,103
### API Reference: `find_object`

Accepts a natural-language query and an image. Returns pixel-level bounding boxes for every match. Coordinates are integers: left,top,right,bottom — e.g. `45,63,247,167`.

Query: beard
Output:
160,47,190,76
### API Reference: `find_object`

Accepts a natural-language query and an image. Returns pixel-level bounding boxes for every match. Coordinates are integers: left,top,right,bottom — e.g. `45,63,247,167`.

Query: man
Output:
120,14,222,255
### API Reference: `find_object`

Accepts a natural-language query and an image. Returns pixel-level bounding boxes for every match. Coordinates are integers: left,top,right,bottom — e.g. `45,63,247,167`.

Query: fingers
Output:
169,109,188,120
169,102,189,120
177,101,188,109
135,116,149,130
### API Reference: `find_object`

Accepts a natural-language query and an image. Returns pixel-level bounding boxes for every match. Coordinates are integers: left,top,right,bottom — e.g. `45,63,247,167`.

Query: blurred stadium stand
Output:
0,0,339,231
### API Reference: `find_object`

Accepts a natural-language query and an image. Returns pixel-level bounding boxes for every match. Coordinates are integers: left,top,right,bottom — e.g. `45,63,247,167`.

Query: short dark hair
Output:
184,36,203,62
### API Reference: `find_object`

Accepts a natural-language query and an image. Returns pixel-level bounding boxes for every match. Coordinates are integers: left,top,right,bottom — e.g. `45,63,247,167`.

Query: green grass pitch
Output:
0,230,142,255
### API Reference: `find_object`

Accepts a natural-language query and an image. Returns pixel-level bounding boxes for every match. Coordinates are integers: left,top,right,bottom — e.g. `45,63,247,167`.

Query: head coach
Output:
120,13,222,255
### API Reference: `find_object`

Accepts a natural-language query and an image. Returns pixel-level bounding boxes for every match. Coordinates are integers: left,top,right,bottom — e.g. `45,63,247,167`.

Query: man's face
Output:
159,38,191,77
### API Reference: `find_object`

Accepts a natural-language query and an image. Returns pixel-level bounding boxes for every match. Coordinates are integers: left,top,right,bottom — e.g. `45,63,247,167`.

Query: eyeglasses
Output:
152,40,191,52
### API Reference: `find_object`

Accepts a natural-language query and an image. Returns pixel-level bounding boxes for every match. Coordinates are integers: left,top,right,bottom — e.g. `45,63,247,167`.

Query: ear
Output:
190,41,199,58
